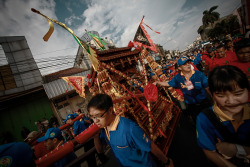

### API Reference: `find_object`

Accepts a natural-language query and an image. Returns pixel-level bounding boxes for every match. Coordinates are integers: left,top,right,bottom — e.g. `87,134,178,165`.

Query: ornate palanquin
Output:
30,8,181,165
88,46,181,154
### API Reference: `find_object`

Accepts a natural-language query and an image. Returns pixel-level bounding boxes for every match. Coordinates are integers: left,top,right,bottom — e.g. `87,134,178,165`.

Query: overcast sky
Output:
0,0,241,74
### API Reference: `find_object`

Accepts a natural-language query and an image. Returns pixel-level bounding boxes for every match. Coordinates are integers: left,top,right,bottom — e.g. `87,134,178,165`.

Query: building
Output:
74,31,115,70
42,68,91,124
0,36,53,142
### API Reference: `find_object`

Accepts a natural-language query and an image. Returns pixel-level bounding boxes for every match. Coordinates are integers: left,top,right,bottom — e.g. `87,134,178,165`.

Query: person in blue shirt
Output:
65,114,97,167
0,142,35,167
36,127,78,167
73,109,92,126
87,94,173,167
193,50,203,71
154,56,211,123
65,114,87,137
196,65,250,167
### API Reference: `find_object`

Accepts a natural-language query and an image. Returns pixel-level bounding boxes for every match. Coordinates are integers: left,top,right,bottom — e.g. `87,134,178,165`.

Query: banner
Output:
133,16,159,53
31,8,100,71
61,76,86,98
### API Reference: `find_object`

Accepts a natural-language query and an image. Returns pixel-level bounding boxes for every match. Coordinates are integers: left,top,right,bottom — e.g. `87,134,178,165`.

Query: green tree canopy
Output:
202,5,220,27
207,15,240,39
197,25,204,34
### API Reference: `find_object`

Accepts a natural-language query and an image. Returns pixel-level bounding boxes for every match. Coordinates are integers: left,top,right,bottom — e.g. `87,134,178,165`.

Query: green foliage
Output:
197,25,204,34
202,5,220,27
207,15,240,39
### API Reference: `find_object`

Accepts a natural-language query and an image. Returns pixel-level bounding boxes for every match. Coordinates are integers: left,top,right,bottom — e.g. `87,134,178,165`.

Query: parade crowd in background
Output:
0,35,250,167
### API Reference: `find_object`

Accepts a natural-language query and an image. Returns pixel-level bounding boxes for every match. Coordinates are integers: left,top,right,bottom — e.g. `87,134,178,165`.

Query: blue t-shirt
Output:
73,120,88,136
196,107,250,151
0,142,34,167
168,70,208,104
100,117,157,167
193,53,202,65
72,113,91,128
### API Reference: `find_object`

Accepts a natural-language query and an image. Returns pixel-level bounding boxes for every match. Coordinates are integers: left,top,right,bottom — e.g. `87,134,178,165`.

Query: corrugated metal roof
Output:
43,70,90,99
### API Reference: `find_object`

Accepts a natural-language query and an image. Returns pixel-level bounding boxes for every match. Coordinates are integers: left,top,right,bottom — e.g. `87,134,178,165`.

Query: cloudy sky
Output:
0,0,241,74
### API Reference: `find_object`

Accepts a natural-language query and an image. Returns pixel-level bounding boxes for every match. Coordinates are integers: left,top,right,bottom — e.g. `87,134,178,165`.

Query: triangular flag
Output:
133,16,159,53
134,25,150,46
61,76,86,98
86,30,106,50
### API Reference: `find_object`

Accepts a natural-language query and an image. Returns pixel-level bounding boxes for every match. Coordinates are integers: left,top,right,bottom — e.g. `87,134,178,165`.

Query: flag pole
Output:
140,15,145,25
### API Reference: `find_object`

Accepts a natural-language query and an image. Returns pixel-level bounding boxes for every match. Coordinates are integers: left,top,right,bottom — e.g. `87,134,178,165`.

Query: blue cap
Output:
37,128,62,142
0,142,34,167
177,56,191,67
64,114,76,123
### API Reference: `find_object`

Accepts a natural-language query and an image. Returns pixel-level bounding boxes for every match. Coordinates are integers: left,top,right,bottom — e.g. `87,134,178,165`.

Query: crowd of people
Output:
152,37,250,167
0,37,249,167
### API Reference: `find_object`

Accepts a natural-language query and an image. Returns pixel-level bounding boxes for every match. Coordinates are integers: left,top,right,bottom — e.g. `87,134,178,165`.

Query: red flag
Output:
133,16,159,53
61,76,86,98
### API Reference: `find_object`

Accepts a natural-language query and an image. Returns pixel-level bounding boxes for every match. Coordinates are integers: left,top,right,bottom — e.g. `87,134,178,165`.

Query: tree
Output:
207,15,240,39
202,6,220,28
227,15,240,35
197,25,204,34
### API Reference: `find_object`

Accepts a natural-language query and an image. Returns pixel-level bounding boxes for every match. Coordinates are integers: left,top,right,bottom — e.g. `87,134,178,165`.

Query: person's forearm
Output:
94,135,104,153
151,142,169,163
155,81,169,87
203,149,236,167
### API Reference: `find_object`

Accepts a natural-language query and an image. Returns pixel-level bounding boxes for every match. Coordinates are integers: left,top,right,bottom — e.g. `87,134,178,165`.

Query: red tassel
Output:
142,21,160,34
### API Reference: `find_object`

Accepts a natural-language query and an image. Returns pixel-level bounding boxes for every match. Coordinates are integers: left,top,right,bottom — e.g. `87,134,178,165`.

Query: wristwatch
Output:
235,144,247,159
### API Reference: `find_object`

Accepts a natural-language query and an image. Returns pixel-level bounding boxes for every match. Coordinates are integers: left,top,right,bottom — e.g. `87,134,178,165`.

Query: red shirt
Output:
210,51,237,70
201,53,214,71
229,61,250,79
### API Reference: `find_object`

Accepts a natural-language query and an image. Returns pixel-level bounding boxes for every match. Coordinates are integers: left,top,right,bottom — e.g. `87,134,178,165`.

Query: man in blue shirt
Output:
0,142,35,167
37,128,78,167
155,56,211,122
65,114,97,167
87,94,173,167
65,114,89,137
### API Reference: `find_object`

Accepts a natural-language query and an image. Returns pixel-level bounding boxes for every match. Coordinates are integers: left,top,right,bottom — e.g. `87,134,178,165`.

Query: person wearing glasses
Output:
87,94,173,167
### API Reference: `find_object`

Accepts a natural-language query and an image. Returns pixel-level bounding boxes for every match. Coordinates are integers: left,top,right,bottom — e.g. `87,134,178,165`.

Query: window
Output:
0,45,16,91
0,45,8,66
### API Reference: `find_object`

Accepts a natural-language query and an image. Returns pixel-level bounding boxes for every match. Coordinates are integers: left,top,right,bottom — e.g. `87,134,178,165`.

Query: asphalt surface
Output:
167,114,216,167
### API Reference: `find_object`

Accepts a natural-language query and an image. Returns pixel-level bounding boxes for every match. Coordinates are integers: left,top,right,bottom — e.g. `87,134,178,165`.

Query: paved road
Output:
167,114,216,167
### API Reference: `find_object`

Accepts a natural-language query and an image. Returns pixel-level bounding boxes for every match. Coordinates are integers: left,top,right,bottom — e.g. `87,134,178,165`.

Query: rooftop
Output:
43,67,86,83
